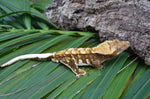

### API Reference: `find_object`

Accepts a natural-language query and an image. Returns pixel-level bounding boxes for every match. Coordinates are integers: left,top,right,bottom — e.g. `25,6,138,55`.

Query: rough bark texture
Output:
45,0,150,65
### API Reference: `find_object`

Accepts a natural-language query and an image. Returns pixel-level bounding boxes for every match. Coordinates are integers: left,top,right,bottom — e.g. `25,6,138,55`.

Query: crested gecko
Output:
0,39,130,78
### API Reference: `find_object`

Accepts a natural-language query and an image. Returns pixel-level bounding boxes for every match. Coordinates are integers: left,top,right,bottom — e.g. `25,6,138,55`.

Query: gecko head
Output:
92,39,130,55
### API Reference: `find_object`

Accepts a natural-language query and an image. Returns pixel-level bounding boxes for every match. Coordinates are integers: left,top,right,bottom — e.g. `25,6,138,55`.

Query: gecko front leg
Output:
59,58,87,78
92,60,104,71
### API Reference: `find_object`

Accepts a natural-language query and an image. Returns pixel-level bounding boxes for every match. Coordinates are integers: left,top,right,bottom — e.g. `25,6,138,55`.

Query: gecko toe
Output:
76,75,80,79
86,73,89,76
102,66,105,69
98,68,102,71
86,69,89,72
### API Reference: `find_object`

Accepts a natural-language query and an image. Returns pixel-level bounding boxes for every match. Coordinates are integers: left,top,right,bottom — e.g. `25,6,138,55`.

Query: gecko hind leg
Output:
60,59,87,78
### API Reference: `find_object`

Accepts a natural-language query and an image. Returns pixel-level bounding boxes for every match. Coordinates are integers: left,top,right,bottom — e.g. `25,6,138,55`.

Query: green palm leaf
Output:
0,0,149,99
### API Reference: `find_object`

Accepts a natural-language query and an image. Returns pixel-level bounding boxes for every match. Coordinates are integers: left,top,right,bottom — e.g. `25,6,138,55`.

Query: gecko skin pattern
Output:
0,39,130,78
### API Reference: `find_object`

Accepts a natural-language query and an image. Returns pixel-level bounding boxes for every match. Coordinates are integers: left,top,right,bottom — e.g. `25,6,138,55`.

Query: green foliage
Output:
0,0,57,29
0,0,150,99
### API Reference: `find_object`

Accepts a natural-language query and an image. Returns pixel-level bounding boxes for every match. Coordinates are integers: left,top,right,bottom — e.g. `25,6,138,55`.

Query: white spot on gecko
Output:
80,51,86,54
86,59,91,64
72,50,76,54
65,51,69,54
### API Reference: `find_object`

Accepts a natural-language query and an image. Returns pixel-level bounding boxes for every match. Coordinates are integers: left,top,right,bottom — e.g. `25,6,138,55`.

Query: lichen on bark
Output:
45,0,150,65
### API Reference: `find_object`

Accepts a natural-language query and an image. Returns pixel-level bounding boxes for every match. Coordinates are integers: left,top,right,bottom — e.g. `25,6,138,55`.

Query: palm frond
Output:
0,0,58,29
0,29,149,99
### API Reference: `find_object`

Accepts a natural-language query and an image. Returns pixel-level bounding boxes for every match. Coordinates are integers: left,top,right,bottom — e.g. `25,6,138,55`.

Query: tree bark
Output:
45,0,150,65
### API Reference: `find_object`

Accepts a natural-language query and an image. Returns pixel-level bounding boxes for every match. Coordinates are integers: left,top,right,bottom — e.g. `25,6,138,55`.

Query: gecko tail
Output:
0,53,55,67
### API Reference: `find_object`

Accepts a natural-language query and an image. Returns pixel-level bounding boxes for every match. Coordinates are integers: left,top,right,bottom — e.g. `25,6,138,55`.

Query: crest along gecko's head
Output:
92,39,130,55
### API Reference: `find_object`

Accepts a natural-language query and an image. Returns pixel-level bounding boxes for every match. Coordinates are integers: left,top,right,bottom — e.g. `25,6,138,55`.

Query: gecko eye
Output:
117,46,122,51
